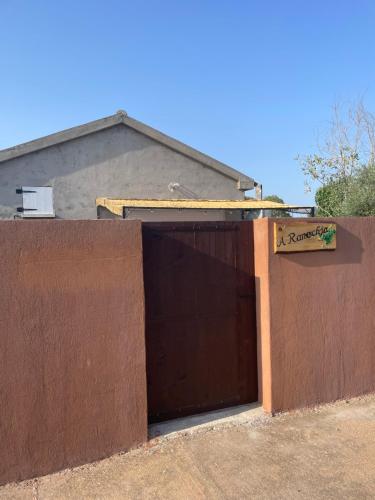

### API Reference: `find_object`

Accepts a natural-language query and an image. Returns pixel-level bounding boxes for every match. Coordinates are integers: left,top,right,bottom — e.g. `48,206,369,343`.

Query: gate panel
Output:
143,222,257,422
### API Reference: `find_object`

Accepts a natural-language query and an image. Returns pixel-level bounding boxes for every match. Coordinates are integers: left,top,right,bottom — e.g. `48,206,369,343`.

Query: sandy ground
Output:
1,394,375,499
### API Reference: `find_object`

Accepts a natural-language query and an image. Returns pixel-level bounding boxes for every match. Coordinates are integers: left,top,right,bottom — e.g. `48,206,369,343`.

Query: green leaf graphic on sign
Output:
320,228,336,245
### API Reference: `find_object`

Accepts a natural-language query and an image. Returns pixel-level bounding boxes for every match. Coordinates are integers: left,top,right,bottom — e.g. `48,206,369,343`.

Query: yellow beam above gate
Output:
96,197,302,217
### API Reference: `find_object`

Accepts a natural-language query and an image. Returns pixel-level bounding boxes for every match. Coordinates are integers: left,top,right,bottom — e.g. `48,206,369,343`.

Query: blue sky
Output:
1,1,375,204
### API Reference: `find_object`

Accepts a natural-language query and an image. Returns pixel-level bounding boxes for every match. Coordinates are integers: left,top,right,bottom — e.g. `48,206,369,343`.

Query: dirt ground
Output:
1,395,375,499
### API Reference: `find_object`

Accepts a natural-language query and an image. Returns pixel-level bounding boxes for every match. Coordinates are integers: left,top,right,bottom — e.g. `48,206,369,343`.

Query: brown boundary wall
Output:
254,217,375,413
0,220,147,486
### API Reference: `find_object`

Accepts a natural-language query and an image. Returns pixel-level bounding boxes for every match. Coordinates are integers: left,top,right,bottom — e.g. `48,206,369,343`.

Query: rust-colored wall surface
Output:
0,220,147,485
253,219,272,412
254,217,375,413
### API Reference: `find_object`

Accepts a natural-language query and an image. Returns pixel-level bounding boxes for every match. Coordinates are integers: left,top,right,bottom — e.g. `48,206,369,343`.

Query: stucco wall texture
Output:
0,220,147,486
254,217,375,413
0,125,243,219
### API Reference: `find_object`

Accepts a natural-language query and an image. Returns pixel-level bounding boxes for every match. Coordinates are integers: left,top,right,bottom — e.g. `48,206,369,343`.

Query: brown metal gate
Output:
143,222,258,423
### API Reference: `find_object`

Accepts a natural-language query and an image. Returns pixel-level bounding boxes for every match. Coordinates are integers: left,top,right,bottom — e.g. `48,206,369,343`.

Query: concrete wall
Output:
0,125,244,219
0,220,147,485
254,217,375,413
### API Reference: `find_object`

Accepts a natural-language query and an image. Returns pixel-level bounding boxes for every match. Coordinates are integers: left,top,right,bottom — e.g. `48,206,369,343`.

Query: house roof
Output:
0,110,254,187
96,197,300,217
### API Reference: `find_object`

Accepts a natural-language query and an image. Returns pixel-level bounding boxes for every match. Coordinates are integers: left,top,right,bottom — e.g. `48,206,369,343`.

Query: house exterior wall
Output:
254,217,375,413
0,220,147,485
0,125,244,219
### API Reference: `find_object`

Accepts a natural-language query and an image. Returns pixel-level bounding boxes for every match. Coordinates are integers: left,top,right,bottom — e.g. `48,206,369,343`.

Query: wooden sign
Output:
274,222,336,253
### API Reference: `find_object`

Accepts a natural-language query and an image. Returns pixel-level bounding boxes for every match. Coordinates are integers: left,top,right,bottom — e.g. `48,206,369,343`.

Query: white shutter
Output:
20,187,55,218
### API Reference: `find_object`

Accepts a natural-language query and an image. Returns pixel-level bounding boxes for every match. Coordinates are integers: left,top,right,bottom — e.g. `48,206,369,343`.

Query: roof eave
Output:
0,114,123,163
0,111,254,187
122,114,254,186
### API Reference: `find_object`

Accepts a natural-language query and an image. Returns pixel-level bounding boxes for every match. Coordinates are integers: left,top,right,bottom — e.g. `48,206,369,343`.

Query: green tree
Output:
262,195,291,217
245,194,291,218
343,163,375,216
298,101,375,216
314,178,351,216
